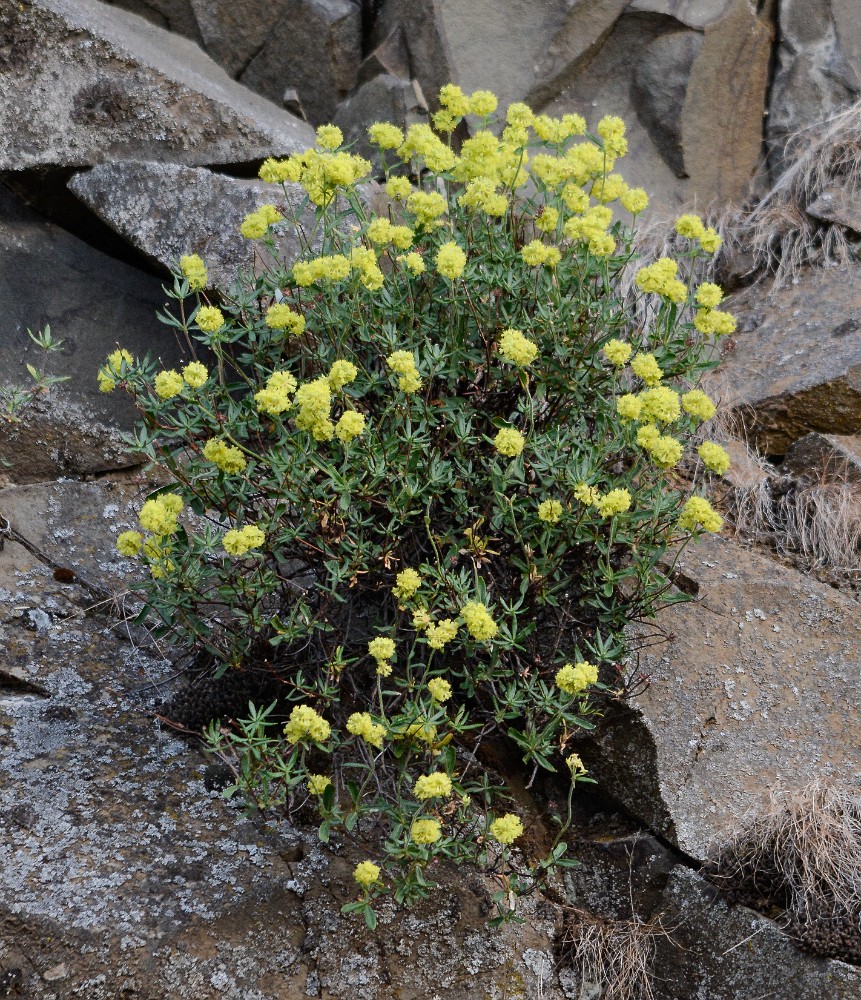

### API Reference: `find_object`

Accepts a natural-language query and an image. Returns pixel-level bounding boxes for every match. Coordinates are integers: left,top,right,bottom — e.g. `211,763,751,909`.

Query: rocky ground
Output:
3,0,861,997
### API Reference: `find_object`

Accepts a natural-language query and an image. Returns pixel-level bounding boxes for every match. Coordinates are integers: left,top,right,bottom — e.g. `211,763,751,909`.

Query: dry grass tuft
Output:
707,780,861,961
557,907,665,1000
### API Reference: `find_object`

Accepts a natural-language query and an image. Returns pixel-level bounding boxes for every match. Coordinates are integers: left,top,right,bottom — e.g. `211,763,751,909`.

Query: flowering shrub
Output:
103,86,731,926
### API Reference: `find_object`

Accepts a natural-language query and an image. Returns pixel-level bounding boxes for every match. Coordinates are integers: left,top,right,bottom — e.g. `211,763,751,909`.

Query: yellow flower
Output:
573,482,601,507
295,377,332,437
316,124,343,149
602,339,631,367
674,214,705,239
139,496,181,536
555,660,598,695
368,636,395,664
538,499,563,523
239,210,269,240
265,303,306,335
506,102,534,128
681,389,716,422
392,568,421,601
620,187,648,214
427,677,452,702
596,489,631,517
461,601,497,641
258,157,299,184
335,411,365,442
196,306,224,333
695,282,723,308
284,704,331,744
521,240,554,266
698,441,731,475
154,370,184,399
489,813,524,845
411,818,442,845
307,774,332,796
630,353,663,387
406,190,448,227
499,328,538,367
386,175,412,200
179,253,208,291
439,83,470,117
426,618,458,650
567,753,587,778
369,122,405,149
222,524,265,556
354,861,381,888
642,432,683,469
494,427,525,458
679,496,723,533
694,308,737,336
255,370,297,415
116,530,143,557
414,772,452,800
403,252,425,275
435,241,467,280
699,227,722,253
412,608,432,632
386,351,422,394
634,259,687,302
182,361,208,388
469,90,497,116
639,386,680,424
97,348,134,393
202,438,247,474
328,360,358,391
346,711,386,749
398,124,457,172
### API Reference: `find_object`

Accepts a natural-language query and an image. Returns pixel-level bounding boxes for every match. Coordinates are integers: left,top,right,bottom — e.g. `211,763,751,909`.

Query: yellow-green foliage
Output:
101,85,730,926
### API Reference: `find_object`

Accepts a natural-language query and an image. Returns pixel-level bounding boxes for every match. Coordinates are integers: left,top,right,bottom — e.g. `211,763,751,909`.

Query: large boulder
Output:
100,0,202,40
0,0,314,173
0,185,187,482
782,431,861,483
583,535,861,860
720,264,861,455
68,161,313,289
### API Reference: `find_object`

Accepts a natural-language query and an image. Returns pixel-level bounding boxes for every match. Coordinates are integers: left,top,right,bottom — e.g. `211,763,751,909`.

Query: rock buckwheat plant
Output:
104,87,731,926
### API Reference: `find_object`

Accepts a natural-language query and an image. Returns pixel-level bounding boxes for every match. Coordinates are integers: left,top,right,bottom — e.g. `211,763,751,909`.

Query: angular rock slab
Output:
652,868,861,999
585,535,861,859
782,431,861,483
721,264,861,455
0,0,314,172
69,161,312,289
0,184,187,482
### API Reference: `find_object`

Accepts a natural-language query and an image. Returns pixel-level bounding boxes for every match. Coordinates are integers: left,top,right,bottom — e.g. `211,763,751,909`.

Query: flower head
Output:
679,496,723,533
414,772,452,800
335,410,365,443
538,499,563,523
555,660,598,695
494,427,525,458
154,370,184,400
411,818,442,845
461,601,498,641
182,361,208,388
698,441,731,475
499,328,538,367
316,124,343,150
307,774,332,796
435,241,467,280
427,677,452,702
596,489,631,518
196,306,224,333
392,568,421,601
603,339,632,367
489,813,524,845
116,530,143,557
284,704,331,744
354,861,381,888
222,524,265,556
347,711,386,749
180,253,208,290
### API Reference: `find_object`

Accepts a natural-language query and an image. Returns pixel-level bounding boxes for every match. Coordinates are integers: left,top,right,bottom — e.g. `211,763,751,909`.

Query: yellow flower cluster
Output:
353,861,381,888
567,753,587,778
538,499,563,523
293,254,351,286
555,660,599,695
494,427,525,458
392,568,421,601
154,370,184,400
679,496,723,533
426,618,459,650
182,361,208,388
139,494,183,535
635,258,687,303
603,339,632,367
630,353,663,386
674,214,722,253
397,123,457,173
489,813,524,845
316,124,343,149
366,216,414,249
116,530,143,556
695,282,723,308
143,537,175,580
196,305,224,332
596,488,631,518
284,704,331,744
698,441,731,474
411,818,442,845
387,350,422,394
265,303,306,335
427,677,452,702
203,438,247,473
349,246,385,290
307,774,332,796
222,523,265,556
499,328,538,367
620,187,649,214
637,424,683,468
458,176,508,216
347,711,386,749
368,122,404,149
436,241,467,280
574,482,601,506
328,360,358,391
563,205,616,256
406,189,448,227
259,149,370,206
694,308,737,336
255,370,297,415
368,636,396,676
240,203,283,240
98,348,134,393
401,251,425,275
520,240,561,267
461,601,498,641
295,377,333,440
414,772,452,800
639,386,681,424
335,411,365,443
681,389,716,422
179,253,207,291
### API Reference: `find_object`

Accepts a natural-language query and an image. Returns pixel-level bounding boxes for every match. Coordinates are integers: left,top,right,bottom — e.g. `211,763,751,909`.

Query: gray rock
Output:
68,160,312,289
0,0,314,172
333,75,429,166
721,264,861,455
357,23,411,86
100,0,202,40
585,536,861,859
189,0,292,78
0,185,187,482
632,29,703,177
626,0,734,29
806,184,861,231
240,0,362,126
653,867,861,998
782,431,861,483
